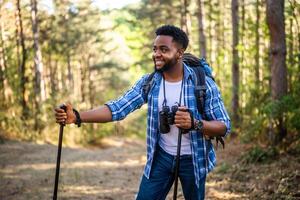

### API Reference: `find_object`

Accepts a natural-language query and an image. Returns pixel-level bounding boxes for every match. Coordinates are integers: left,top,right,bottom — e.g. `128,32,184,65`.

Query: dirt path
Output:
0,137,299,200
0,137,146,200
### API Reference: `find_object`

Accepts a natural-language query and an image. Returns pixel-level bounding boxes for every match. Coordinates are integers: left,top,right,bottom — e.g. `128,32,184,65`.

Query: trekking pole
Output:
53,105,66,200
173,128,183,200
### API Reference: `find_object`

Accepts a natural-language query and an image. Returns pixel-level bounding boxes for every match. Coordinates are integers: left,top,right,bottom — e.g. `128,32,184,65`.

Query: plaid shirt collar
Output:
152,63,194,87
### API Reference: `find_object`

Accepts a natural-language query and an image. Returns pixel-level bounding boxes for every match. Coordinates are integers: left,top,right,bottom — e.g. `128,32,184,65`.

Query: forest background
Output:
0,0,299,153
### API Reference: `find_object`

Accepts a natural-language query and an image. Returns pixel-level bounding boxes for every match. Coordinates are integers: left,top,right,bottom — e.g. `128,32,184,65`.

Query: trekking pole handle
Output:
60,105,67,126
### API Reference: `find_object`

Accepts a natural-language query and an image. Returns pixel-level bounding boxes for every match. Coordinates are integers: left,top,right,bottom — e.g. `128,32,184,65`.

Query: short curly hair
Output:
155,25,189,50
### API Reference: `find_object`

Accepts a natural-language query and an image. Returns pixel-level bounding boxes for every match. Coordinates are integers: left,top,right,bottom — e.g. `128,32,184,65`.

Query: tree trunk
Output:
67,51,74,90
14,2,20,73
288,0,300,84
0,2,14,106
16,0,29,118
231,0,240,129
266,0,287,144
287,17,293,92
239,0,246,66
239,0,245,116
87,56,94,109
255,0,260,90
180,0,189,36
80,59,87,103
48,17,57,102
49,55,58,102
240,0,245,88
197,0,206,58
30,0,46,130
215,0,225,86
87,55,96,136
31,0,46,102
0,3,6,106
207,0,213,59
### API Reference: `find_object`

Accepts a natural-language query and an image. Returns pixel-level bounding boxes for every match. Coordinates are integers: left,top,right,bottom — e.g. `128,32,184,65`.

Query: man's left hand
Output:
174,106,192,130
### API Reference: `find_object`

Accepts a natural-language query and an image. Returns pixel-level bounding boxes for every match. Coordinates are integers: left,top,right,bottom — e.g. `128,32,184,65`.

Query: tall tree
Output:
15,1,20,71
255,0,261,90
287,7,294,92
42,15,58,101
0,2,6,106
207,0,213,59
16,0,29,118
240,0,245,99
180,0,190,36
30,0,46,130
80,59,87,103
197,0,207,58
31,0,46,129
288,0,300,85
53,0,74,92
214,0,226,87
30,0,46,102
1,1,14,105
231,0,240,129
266,0,287,144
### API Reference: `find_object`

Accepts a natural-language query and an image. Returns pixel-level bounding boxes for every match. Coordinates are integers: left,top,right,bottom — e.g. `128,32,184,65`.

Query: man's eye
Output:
161,49,167,53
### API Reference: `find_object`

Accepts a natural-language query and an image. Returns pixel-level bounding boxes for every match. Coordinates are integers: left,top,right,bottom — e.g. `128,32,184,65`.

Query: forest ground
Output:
0,136,299,200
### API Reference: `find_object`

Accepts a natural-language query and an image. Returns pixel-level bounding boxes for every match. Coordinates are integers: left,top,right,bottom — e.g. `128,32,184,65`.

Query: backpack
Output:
142,53,225,149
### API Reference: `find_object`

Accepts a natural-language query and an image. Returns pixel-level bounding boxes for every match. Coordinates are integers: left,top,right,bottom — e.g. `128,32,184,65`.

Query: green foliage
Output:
121,107,147,139
216,162,231,174
241,76,300,144
240,146,278,164
287,139,300,155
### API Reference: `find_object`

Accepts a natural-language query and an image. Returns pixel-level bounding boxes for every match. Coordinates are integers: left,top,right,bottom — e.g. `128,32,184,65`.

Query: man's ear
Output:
177,48,184,59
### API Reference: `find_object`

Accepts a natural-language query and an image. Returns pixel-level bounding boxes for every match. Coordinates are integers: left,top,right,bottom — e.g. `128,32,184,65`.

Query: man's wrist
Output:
194,119,203,132
188,109,194,130
73,108,81,127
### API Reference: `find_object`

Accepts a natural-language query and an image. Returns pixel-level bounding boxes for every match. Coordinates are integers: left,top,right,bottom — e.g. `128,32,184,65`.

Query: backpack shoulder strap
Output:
142,72,156,102
190,66,206,116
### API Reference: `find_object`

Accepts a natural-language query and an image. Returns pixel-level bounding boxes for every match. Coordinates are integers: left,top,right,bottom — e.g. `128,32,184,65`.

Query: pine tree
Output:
266,0,288,144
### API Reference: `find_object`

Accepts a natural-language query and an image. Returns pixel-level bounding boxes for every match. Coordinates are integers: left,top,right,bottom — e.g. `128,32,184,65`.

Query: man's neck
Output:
162,62,183,82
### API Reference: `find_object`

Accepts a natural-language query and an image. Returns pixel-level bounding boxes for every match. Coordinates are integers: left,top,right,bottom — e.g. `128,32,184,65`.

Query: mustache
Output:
153,60,165,73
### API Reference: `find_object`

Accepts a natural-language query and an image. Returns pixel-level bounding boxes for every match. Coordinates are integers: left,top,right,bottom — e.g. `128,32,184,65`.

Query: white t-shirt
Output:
158,79,192,155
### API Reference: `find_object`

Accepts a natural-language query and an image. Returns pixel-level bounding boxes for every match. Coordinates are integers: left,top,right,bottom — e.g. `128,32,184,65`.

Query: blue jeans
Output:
136,146,206,200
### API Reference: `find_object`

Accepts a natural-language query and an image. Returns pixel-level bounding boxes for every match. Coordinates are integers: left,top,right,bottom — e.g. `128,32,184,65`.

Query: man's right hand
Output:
54,103,76,125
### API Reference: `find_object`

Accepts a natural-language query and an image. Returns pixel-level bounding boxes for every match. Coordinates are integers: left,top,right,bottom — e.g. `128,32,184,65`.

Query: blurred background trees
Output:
0,0,299,150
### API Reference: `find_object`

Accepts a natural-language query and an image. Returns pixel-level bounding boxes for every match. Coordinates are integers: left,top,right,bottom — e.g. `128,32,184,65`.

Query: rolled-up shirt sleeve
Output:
204,77,231,136
105,75,148,121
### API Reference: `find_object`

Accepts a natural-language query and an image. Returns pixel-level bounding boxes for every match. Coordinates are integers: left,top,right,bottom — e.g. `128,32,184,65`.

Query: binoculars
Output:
159,105,178,133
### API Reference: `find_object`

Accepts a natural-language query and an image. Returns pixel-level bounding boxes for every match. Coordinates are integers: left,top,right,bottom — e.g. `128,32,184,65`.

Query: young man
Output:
55,25,230,200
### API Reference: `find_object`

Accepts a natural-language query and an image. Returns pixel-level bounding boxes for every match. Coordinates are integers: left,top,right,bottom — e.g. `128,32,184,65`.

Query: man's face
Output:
152,35,182,72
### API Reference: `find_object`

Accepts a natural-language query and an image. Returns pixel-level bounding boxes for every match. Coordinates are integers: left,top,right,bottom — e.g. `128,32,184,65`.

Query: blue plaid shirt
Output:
106,64,231,187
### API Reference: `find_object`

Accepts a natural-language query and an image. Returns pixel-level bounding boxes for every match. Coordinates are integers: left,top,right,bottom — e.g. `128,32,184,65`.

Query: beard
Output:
154,57,178,73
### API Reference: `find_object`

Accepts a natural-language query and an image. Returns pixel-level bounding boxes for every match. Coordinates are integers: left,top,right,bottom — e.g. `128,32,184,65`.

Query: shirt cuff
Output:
105,102,118,121
220,119,231,137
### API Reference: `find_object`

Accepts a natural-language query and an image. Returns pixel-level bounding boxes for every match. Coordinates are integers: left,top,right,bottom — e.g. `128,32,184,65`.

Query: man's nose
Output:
154,50,162,58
